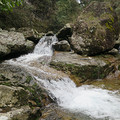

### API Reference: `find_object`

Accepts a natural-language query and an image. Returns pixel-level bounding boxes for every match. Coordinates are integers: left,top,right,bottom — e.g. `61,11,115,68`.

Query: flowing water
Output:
5,35,120,120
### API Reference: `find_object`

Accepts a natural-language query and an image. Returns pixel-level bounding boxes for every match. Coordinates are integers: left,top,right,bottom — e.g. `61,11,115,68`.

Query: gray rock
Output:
52,40,71,51
70,1,119,56
41,104,95,120
56,23,73,41
0,106,31,120
0,64,35,86
17,27,45,44
50,52,116,84
0,30,34,60
0,63,52,120
0,85,28,108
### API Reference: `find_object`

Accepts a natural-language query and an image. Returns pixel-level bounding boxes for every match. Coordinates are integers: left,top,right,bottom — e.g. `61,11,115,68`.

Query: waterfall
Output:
33,35,57,55
7,35,58,65
6,35,120,120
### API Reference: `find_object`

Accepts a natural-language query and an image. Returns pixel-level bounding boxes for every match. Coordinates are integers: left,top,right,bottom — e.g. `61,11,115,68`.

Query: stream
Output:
4,35,120,120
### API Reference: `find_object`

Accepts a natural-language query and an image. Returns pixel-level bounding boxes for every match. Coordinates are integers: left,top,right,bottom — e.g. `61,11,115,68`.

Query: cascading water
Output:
8,35,57,65
5,35,120,120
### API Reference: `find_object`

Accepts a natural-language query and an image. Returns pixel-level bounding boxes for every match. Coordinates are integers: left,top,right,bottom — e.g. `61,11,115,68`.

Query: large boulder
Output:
50,52,117,85
70,1,119,56
0,30,35,60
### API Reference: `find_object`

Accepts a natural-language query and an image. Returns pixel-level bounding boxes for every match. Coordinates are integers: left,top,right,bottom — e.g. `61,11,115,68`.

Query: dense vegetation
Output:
0,0,23,12
0,0,80,32
0,0,119,33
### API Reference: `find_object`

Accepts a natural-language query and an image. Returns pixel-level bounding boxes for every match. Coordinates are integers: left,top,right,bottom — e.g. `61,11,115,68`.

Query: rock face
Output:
50,52,117,85
52,40,71,51
70,1,119,56
0,64,51,120
0,30,34,60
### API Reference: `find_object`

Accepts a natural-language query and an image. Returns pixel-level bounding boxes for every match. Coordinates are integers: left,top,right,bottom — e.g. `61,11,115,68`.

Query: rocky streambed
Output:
0,1,120,120
0,34,120,120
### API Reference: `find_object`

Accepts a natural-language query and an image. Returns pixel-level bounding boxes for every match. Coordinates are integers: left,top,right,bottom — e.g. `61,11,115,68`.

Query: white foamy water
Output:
37,77,120,120
0,116,8,120
6,35,120,120
7,35,57,65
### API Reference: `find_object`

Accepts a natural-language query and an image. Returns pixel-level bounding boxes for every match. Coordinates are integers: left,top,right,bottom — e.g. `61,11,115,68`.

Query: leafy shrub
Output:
0,0,23,12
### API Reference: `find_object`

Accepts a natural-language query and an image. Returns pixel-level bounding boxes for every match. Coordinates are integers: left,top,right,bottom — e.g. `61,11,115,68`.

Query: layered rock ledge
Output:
50,52,118,85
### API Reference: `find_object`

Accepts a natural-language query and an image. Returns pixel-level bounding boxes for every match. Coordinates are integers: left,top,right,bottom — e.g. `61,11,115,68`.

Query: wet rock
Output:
50,52,117,84
40,104,96,120
0,106,31,120
0,85,28,108
0,30,34,60
0,64,35,86
70,1,119,56
52,40,71,51
56,23,73,41
0,64,52,120
17,27,45,44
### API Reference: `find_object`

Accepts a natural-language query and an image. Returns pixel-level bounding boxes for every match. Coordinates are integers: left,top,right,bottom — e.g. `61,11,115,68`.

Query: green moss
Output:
14,89,29,106
0,82,12,86
50,61,115,82
109,6,113,11
105,15,115,32
25,84,43,107
26,76,32,84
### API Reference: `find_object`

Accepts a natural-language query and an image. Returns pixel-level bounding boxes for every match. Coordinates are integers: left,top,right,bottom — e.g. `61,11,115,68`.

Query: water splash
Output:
34,35,57,55
37,77,120,120
7,35,57,65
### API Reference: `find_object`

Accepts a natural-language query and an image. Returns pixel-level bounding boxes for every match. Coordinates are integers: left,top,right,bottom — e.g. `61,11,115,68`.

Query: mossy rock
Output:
70,1,119,56
0,64,52,120
50,52,117,84
0,30,35,60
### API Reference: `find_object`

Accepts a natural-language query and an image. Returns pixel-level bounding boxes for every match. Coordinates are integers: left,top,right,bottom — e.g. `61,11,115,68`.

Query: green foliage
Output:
0,0,23,12
0,0,80,32
28,0,81,32
50,0,80,32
